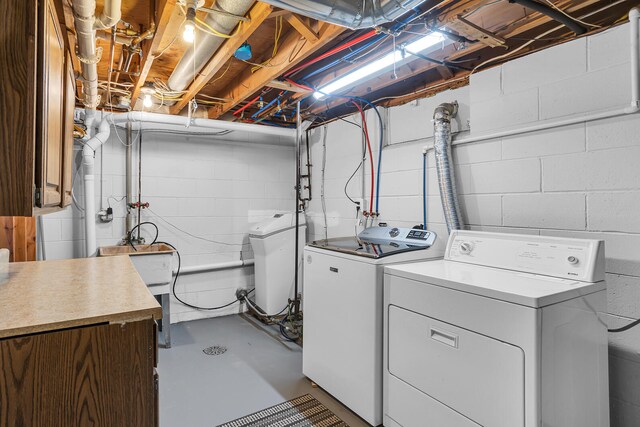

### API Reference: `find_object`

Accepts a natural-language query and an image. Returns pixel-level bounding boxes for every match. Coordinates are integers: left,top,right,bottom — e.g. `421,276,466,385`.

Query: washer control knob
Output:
389,227,400,238
567,256,579,265
460,242,474,254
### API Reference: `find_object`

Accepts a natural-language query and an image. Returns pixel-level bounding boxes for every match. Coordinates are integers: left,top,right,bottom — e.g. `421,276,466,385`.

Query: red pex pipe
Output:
233,95,261,116
353,101,375,215
284,29,377,77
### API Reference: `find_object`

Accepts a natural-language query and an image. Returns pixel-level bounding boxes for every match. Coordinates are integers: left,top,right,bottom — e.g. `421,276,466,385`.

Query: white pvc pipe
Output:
425,8,640,149
111,111,297,140
94,0,122,30
71,0,121,107
83,118,110,257
177,259,254,275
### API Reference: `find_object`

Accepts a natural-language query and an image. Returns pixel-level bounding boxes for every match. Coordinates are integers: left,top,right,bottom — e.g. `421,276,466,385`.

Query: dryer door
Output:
388,305,525,427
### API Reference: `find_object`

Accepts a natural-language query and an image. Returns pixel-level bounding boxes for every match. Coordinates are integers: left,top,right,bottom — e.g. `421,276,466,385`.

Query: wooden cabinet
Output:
62,51,76,207
0,0,75,216
0,319,158,426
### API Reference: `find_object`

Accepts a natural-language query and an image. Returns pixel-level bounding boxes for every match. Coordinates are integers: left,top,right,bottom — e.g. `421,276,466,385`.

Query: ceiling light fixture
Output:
183,21,196,43
183,1,197,43
313,32,445,100
140,84,154,109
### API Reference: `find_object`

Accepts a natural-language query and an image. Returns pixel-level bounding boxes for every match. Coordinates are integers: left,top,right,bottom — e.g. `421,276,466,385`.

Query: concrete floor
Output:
157,314,370,427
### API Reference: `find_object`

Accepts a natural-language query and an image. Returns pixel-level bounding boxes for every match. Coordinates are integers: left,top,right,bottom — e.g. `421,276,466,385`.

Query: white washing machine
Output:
303,226,445,426
249,212,306,315
383,230,609,427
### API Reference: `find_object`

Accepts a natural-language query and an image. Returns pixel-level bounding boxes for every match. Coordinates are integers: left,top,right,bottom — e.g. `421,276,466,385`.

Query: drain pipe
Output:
71,0,122,108
83,118,111,257
433,102,463,233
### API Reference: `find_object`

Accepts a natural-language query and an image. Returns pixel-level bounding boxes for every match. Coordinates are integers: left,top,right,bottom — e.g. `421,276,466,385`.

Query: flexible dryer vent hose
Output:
433,102,463,233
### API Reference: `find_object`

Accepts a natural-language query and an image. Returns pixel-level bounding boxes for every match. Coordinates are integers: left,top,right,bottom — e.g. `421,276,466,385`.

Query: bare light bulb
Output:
143,94,153,108
183,22,195,43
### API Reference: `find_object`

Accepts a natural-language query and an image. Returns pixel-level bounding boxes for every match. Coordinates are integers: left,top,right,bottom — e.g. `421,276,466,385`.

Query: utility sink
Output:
99,243,175,287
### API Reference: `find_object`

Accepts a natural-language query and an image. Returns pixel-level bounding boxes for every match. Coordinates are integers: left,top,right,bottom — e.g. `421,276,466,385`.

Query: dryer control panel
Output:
446,230,605,283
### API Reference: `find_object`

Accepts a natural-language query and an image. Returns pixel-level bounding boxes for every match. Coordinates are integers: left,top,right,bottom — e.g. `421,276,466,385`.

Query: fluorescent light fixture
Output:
314,32,445,99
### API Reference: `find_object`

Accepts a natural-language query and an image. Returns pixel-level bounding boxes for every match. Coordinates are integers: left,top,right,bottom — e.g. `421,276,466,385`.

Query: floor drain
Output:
203,345,227,356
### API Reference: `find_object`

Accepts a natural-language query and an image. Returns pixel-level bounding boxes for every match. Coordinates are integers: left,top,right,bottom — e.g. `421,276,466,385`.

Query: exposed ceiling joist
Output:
208,22,346,119
286,14,319,42
131,0,177,104
169,2,274,115
266,79,313,93
307,0,606,114
448,15,506,47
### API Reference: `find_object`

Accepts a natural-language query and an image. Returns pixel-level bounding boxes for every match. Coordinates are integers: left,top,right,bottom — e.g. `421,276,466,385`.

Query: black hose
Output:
157,240,255,311
508,0,587,35
608,317,640,333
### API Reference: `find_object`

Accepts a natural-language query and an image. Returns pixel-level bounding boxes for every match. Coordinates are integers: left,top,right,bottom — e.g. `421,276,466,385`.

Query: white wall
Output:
42,127,295,323
304,23,640,426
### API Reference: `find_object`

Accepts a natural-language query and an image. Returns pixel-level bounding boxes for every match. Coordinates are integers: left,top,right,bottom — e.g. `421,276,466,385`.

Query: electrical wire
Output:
541,0,602,28
250,15,283,73
195,17,242,39
608,317,640,333
340,118,366,206
146,207,245,247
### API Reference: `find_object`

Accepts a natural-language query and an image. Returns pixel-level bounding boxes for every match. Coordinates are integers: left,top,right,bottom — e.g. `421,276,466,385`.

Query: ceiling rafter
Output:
286,14,319,42
130,0,177,105
169,2,274,115
207,22,346,119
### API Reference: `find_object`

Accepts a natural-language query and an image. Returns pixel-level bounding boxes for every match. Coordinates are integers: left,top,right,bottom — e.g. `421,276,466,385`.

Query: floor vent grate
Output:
203,345,227,356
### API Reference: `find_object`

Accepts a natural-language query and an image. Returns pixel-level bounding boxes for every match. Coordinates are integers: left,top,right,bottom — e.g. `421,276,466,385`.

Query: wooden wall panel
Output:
0,217,36,262
0,319,157,427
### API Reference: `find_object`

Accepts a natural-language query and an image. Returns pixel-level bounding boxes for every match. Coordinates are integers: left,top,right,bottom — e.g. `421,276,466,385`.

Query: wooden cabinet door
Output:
35,0,65,208
0,319,157,426
61,51,76,207
0,0,37,216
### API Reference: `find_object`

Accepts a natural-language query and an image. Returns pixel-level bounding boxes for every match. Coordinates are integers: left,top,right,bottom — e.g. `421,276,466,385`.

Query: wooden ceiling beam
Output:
130,0,177,104
208,23,346,119
266,79,313,93
267,9,292,19
169,2,273,115
286,14,319,42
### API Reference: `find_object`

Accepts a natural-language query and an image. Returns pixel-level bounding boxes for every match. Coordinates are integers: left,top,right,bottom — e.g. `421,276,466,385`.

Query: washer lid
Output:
385,260,606,308
249,212,306,238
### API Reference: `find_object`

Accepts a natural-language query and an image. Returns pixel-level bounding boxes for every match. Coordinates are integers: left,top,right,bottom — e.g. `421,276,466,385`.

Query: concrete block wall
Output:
42,128,295,323
304,23,640,426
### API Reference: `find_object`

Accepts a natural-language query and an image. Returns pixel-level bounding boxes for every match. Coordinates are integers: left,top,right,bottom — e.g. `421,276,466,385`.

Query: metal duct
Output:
168,0,254,93
259,0,428,29
433,102,463,233
71,0,122,108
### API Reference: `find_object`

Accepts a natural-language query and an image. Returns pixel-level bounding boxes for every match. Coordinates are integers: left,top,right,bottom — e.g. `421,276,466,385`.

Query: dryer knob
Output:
567,256,579,265
460,242,474,254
